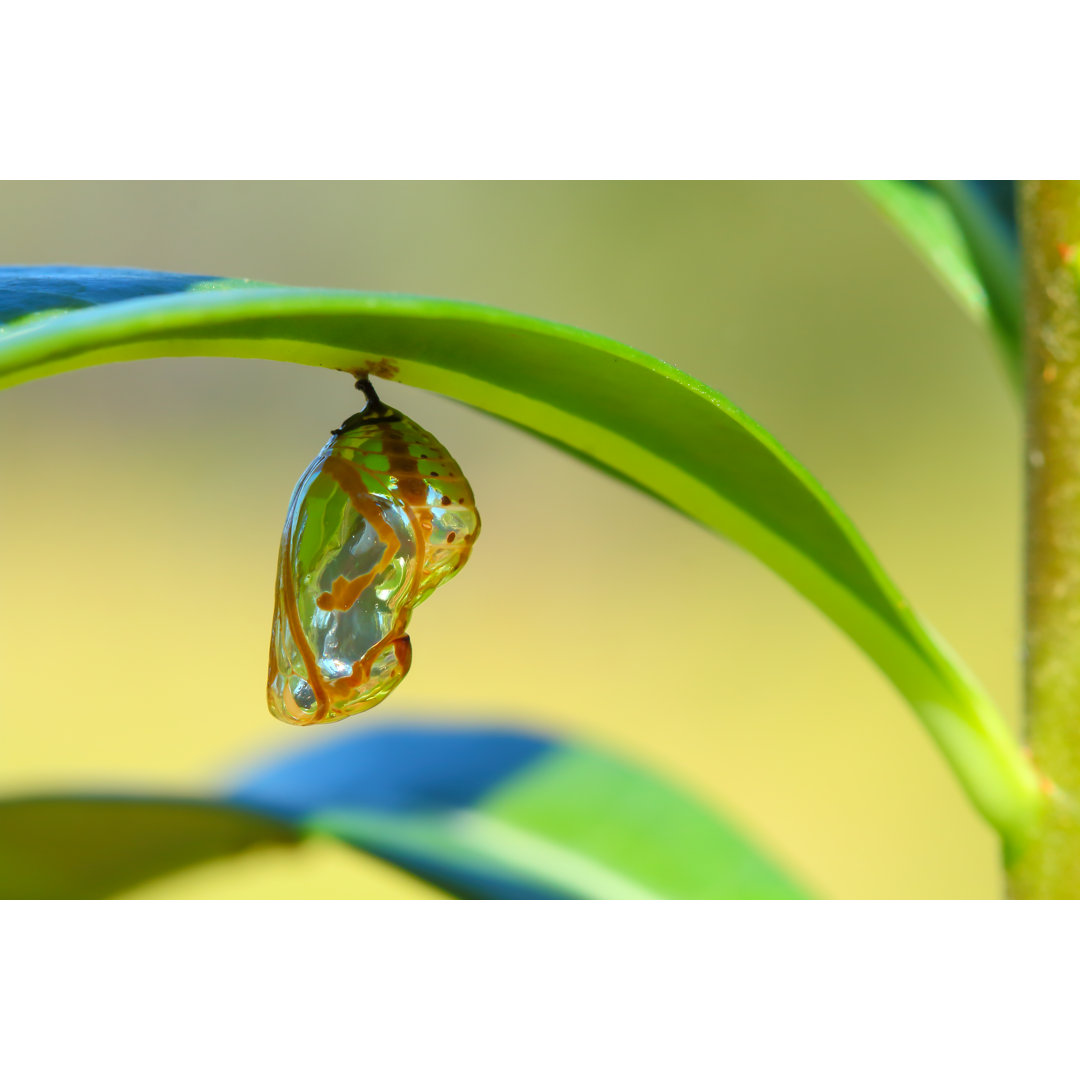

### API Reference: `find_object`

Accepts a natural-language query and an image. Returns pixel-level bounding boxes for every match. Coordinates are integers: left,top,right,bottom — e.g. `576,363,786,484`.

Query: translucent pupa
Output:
267,380,480,725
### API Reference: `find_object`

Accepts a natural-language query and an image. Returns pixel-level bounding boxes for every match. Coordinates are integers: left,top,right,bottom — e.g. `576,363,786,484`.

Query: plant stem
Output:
1009,181,1080,897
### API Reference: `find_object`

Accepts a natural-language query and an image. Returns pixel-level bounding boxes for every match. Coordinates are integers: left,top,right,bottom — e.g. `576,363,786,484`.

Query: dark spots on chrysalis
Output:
430,471,439,477
447,532,456,543
441,496,451,506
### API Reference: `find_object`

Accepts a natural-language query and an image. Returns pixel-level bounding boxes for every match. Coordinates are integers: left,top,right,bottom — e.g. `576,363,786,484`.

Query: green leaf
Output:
231,723,809,899
0,797,297,899
0,268,1043,850
385,743,808,899
859,180,1023,393
0,724,807,899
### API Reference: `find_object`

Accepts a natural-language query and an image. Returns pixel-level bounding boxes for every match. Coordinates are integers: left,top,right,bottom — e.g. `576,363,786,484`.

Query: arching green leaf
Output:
0,267,1043,850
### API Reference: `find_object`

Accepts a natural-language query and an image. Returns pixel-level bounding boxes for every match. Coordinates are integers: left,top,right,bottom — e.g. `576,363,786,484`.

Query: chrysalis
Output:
267,379,480,725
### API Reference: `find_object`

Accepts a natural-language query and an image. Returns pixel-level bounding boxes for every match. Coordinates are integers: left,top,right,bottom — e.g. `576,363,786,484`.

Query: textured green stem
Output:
1009,181,1080,897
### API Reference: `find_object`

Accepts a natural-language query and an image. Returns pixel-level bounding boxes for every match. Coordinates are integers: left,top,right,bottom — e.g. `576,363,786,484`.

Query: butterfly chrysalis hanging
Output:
267,377,480,725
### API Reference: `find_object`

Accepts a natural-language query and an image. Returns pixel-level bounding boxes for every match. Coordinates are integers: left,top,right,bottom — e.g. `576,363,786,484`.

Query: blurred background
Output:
0,182,1019,898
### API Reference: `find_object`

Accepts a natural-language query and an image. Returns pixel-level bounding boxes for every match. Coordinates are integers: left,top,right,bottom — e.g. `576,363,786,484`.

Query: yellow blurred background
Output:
0,182,1021,898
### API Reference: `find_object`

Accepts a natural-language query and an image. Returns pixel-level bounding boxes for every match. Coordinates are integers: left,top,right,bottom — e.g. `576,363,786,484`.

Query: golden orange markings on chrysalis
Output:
267,378,480,725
